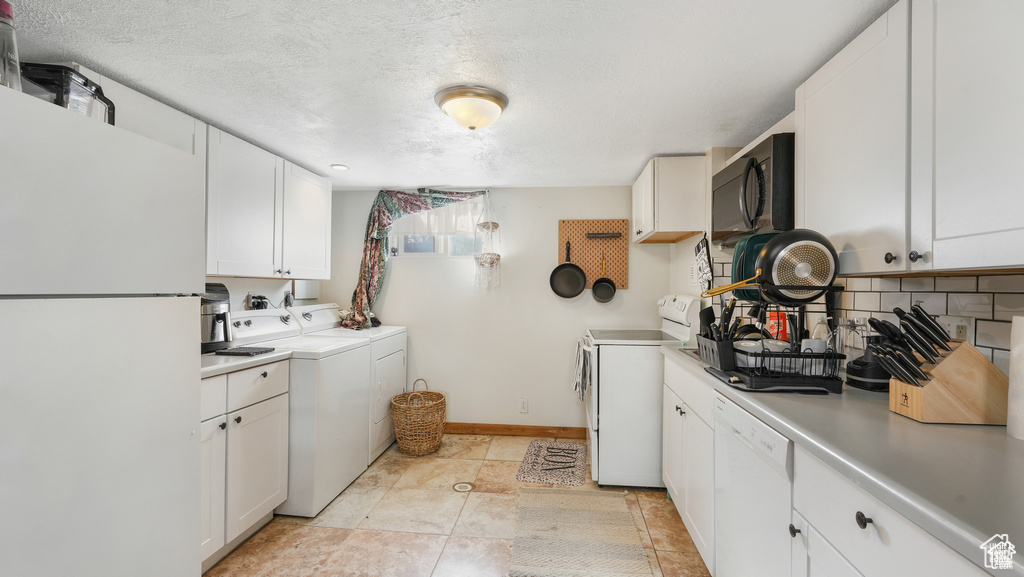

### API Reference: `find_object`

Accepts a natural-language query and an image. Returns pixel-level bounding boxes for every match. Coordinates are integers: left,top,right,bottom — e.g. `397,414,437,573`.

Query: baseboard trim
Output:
444,422,586,439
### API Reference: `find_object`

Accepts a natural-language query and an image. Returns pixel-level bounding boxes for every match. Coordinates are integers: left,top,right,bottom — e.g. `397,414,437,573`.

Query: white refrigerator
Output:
0,87,206,577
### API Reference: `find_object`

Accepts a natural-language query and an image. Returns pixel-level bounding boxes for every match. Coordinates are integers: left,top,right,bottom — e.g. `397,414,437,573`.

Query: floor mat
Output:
515,440,587,486
510,488,653,577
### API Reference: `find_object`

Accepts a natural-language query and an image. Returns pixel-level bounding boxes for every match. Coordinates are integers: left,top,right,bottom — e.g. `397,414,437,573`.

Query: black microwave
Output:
711,132,795,246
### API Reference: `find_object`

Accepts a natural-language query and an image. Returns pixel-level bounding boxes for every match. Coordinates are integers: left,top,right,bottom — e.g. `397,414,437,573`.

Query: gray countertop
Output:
200,350,292,378
662,345,1024,576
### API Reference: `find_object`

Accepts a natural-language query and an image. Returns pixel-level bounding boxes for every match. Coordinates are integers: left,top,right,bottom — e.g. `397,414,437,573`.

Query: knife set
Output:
874,305,1009,424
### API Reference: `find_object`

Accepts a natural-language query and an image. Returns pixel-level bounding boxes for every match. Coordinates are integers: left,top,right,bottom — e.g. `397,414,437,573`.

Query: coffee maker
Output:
201,283,233,354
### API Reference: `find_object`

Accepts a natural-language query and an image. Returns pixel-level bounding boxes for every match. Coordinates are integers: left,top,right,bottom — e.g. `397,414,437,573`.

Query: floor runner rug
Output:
509,488,654,577
515,440,587,486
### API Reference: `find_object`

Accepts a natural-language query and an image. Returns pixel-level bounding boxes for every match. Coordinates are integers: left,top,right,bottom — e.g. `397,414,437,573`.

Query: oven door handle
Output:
582,335,595,352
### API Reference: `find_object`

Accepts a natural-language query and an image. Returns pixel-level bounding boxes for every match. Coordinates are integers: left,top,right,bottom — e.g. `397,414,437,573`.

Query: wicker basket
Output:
391,378,446,456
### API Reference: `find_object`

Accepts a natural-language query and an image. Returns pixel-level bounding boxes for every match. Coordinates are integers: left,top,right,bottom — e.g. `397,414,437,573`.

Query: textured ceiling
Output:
15,0,897,190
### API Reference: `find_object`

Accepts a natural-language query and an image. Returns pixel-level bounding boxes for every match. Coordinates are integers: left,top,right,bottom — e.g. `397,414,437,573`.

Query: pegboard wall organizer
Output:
558,219,629,289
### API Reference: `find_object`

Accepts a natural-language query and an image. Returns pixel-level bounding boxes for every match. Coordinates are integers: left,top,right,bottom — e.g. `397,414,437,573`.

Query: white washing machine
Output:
289,304,408,465
230,309,371,517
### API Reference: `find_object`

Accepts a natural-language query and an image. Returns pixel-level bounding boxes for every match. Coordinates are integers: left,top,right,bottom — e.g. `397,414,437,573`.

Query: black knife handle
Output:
869,317,907,347
903,313,952,352
869,349,897,380
911,304,952,344
883,353,920,385
885,341,923,367
886,346,930,381
901,320,939,364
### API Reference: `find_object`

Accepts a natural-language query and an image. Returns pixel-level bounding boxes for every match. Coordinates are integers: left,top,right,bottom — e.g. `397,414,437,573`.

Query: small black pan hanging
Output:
592,255,616,303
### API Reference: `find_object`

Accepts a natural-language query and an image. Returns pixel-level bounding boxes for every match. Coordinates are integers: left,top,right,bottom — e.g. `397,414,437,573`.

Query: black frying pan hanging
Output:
757,229,839,305
592,255,616,303
550,241,586,298
702,229,839,306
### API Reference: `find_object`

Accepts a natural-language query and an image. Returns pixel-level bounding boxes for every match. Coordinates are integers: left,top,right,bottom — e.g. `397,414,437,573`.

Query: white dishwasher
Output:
714,393,793,577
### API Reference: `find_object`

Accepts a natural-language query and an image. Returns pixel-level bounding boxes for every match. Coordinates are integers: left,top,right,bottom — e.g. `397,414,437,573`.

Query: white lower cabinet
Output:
792,446,985,577
225,393,290,542
791,512,863,577
662,357,715,574
200,416,227,560
681,405,714,564
201,361,290,565
662,386,685,501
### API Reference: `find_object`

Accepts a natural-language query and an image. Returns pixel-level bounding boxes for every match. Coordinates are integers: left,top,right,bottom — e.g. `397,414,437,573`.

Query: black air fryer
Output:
846,336,891,391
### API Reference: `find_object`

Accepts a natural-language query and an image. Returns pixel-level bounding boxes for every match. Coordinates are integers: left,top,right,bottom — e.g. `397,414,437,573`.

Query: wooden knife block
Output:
888,340,1008,425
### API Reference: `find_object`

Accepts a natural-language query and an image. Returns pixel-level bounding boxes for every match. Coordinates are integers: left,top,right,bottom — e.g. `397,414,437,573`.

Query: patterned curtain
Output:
343,188,486,328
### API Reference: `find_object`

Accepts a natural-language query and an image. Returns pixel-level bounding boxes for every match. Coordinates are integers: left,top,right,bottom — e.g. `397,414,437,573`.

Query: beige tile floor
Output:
204,435,711,577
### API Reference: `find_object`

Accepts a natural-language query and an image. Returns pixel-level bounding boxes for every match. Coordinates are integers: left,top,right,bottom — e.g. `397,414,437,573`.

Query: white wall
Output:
323,186,672,427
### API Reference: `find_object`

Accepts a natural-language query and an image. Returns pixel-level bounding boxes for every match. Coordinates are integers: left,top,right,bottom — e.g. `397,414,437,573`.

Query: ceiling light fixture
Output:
434,85,509,130
330,164,349,171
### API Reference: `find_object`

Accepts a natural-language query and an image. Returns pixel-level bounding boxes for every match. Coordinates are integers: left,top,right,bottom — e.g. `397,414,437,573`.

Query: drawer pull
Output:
261,371,268,379
856,511,873,529
789,524,801,538
235,416,242,424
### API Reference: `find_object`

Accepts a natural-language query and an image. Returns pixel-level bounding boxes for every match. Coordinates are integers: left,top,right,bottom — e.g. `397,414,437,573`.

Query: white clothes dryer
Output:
288,304,408,464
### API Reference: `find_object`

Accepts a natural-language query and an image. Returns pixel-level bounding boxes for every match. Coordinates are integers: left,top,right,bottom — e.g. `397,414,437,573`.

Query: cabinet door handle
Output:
235,416,242,424
261,371,268,379
789,523,801,538
855,511,873,529
884,252,897,264
275,268,283,274
908,250,922,263
219,422,227,430
285,269,291,275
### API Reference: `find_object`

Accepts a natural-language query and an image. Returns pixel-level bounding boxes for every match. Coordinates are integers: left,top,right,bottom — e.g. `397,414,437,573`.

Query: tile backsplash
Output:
710,261,1024,376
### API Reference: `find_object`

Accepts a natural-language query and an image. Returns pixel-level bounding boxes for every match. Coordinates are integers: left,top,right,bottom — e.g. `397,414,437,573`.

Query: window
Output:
389,197,483,257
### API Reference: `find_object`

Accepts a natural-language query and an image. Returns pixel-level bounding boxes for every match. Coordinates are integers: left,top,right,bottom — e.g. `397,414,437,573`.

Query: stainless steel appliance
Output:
711,133,795,246
580,294,700,487
200,283,232,354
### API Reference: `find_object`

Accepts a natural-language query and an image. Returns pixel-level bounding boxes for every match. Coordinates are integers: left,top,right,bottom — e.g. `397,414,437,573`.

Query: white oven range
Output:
582,294,700,487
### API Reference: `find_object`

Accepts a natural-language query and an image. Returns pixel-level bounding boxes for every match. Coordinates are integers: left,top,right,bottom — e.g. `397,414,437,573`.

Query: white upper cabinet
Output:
207,127,284,278
207,128,332,280
799,0,1024,274
0,88,206,295
909,0,1024,271
281,162,332,280
632,156,706,244
72,64,207,158
796,0,909,275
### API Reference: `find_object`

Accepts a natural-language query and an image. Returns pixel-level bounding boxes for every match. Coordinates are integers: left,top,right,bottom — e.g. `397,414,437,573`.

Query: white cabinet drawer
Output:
793,446,985,577
226,360,289,413
664,354,715,427
201,374,227,421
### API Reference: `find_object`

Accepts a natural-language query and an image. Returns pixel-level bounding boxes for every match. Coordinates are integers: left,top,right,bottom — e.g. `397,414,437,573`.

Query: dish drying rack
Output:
697,335,846,394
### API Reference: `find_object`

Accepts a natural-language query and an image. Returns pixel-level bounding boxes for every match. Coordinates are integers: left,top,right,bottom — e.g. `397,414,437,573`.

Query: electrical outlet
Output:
519,398,528,413
936,315,974,343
